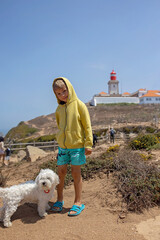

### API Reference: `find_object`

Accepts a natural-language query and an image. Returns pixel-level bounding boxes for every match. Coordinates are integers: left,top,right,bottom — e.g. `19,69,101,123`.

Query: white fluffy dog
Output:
0,168,59,227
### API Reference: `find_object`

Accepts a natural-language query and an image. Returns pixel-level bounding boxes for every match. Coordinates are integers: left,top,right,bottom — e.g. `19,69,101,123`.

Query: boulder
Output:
17,150,26,162
26,146,47,162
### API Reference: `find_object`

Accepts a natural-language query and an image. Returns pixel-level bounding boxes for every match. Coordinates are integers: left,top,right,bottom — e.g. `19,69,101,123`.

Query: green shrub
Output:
155,131,160,140
94,129,108,137
130,134,159,150
147,142,160,150
132,126,141,134
107,145,120,153
145,126,156,133
6,122,38,139
16,134,56,144
123,127,131,134
139,153,152,161
35,135,56,142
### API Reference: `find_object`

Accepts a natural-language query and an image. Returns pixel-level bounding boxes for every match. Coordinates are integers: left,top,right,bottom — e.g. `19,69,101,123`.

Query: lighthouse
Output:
108,70,119,95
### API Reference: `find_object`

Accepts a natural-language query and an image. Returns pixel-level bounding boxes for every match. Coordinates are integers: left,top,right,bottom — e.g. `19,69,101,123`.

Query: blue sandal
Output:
50,201,64,212
68,204,85,216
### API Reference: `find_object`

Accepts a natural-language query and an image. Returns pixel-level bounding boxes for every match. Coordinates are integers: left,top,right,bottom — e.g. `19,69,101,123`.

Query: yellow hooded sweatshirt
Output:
52,77,93,149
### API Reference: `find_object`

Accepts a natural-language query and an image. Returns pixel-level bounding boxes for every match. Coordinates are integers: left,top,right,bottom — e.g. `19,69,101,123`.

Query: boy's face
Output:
55,86,68,102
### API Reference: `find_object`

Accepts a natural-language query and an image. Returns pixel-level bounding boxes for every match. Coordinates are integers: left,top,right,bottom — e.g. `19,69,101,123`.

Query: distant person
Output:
0,137,5,165
93,133,98,148
5,147,11,165
109,128,116,143
51,77,93,216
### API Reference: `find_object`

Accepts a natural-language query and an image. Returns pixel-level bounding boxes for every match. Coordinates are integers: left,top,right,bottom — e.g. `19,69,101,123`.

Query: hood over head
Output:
52,77,77,105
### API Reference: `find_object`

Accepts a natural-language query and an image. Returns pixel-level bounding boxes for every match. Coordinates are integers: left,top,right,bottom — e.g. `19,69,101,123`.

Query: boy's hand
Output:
85,148,92,155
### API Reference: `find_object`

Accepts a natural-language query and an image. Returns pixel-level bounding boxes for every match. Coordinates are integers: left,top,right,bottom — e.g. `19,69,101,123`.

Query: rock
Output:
26,146,47,162
17,150,26,162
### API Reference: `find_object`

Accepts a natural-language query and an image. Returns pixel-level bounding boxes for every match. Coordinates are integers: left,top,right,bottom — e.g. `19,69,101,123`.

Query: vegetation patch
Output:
122,127,131,134
5,122,38,139
94,129,108,137
145,126,157,133
147,142,160,150
139,153,152,161
112,149,160,212
106,144,120,153
33,135,56,142
129,134,159,150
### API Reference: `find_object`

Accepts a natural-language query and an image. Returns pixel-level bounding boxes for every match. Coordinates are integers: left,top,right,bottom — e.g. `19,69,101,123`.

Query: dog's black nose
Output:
42,182,46,186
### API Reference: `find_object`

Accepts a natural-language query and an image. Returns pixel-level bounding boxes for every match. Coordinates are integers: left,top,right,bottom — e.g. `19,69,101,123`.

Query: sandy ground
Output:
1,144,160,240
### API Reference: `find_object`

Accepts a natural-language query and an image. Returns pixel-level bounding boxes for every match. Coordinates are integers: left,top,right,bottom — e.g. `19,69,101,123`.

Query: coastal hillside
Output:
6,104,160,140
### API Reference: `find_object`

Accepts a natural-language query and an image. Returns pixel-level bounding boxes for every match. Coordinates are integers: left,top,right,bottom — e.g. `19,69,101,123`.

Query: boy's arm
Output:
79,103,93,150
55,111,59,128
85,148,92,155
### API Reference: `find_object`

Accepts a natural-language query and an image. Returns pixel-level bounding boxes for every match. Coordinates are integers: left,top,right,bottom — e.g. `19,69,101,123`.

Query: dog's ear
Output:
35,169,44,184
35,174,40,184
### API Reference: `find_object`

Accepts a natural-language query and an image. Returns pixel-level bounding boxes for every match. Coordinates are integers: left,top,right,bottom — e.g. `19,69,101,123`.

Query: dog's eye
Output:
47,177,51,180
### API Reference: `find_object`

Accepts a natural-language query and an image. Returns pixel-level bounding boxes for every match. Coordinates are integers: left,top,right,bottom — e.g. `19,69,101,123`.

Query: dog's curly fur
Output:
0,169,59,227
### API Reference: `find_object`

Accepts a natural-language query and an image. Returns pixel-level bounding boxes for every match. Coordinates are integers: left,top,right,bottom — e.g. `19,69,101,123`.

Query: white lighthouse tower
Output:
108,70,119,95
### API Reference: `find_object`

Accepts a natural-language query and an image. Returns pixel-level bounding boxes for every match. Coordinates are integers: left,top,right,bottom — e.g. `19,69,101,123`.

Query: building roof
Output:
99,91,107,95
122,92,130,95
139,88,146,91
140,90,160,98
148,90,160,93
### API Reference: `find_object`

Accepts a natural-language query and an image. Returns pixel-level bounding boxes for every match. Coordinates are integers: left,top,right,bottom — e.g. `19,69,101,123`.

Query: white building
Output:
90,95,139,106
140,90,160,104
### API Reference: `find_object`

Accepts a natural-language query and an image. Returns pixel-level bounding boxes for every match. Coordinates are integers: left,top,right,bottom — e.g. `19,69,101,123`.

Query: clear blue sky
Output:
0,0,160,135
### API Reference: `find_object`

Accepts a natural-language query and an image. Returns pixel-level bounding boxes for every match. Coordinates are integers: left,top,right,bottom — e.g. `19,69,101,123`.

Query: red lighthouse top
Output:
110,69,116,81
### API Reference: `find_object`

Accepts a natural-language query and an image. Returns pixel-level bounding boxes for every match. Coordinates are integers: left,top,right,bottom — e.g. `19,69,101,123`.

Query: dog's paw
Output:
4,221,12,228
39,212,48,218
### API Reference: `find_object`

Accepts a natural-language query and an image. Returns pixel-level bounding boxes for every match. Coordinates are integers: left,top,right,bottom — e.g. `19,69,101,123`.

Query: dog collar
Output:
44,190,50,194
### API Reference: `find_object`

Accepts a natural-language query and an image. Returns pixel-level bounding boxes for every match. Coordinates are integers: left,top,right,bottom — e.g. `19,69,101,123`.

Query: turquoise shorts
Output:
57,147,86,166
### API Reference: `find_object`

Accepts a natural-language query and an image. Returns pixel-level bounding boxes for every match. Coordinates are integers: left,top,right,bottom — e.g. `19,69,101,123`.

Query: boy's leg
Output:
57,164,68,202
51,164,67,211
70,165,82,214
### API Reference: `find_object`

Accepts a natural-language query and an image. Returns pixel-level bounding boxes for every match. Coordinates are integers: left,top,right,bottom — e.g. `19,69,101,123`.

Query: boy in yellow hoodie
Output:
51,77,93,216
